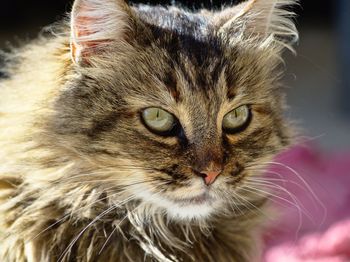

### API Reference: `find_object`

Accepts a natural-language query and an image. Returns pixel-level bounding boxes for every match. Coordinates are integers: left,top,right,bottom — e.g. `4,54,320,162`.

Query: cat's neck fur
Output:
2,178,264,262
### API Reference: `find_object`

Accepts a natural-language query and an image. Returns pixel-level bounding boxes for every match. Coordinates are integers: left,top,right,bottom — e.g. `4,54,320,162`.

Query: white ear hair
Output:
70,0,131,64
216,0,298,52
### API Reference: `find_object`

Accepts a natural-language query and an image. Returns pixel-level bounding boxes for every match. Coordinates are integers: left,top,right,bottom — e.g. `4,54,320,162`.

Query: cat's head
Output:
51,0,297,220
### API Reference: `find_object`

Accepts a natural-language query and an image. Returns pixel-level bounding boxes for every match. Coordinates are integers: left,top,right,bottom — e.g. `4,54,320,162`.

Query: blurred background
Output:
0,0,349,150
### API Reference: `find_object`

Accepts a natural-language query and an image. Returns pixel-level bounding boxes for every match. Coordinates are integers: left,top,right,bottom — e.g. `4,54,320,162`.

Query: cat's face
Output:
52,0,295,220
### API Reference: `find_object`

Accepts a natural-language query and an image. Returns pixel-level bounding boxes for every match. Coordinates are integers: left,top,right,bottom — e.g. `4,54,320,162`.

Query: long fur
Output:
0,0,298,261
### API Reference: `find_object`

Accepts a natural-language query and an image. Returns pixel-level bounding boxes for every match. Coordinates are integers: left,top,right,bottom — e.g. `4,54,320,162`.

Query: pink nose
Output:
200,170,222,186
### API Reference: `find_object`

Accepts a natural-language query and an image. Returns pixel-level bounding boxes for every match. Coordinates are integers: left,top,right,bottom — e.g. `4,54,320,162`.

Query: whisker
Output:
241,182,306,217
244,161,327,227
263,161,327,225
230,191,270,219
240,183,304,240
244,180,312,220
57,204,119,262
59,177,163,187
29,178,168,241
57,188,153,261
98,187,167,255
98,225,118,255
247,175,310,195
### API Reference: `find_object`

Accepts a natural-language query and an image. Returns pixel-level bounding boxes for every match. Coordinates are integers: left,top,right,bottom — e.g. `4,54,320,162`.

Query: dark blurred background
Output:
1,0,349,150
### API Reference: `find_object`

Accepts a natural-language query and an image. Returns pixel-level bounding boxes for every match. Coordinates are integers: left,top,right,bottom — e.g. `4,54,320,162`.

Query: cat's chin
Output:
163,195,222,220
132,186,222,220
154,195,221,221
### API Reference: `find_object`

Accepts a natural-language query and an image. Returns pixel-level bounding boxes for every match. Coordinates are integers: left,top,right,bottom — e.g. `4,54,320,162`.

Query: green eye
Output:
222,105,250,133
142,108,176,134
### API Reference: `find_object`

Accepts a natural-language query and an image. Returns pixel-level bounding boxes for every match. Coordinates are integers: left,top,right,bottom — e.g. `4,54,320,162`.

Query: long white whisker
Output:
57,183,164,261
244,180,313,222
57,205,118,262
231,190,269,219
241,182,306,217
98,187,167,255
97,207,135,256
30,180,168,242
240,184,304,238
264,161,327,225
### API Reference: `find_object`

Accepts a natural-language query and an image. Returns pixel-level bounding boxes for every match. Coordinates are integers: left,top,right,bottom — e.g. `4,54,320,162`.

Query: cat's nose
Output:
199,169,222,186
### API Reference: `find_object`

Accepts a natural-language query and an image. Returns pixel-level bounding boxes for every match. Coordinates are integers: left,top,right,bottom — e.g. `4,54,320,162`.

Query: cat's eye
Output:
141,108,176,135
222,105,251,133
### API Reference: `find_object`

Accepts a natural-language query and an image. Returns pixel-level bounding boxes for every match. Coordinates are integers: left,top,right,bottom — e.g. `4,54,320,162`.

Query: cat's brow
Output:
163,71,180,102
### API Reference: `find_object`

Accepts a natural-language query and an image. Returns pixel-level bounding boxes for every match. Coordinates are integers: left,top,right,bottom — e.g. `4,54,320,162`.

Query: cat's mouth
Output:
171,192,214,206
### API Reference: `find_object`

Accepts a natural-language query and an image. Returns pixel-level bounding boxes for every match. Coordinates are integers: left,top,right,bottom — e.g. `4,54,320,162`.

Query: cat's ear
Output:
70,0,133,64
214,0,298,51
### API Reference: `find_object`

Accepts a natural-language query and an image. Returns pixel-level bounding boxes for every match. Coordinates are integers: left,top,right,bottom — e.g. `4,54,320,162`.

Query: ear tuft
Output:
215,0,299,52
70,0,132,64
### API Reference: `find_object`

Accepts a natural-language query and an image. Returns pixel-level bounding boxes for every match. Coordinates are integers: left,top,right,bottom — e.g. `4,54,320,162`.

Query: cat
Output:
0,0,298,261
